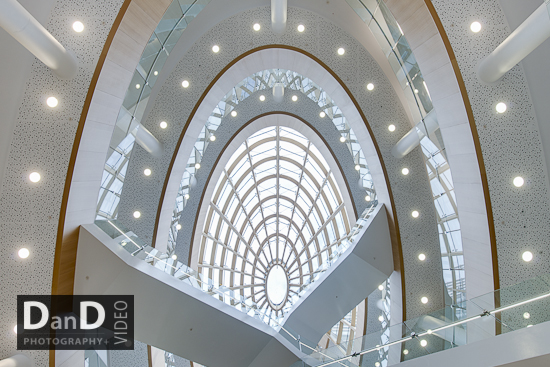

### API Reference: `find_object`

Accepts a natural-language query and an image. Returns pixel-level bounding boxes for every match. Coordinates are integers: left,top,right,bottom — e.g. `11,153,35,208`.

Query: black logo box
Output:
17,295,134,350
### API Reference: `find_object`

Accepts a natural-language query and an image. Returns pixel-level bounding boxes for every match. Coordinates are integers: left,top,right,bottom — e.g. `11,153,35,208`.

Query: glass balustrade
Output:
288,275,550,367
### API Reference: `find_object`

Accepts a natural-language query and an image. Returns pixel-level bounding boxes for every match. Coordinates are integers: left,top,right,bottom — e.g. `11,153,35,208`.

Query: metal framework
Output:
197,126,352,318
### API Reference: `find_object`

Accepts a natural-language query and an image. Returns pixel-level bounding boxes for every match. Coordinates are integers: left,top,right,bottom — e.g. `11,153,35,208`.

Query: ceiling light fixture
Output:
29,172,41,183
160,121,168,129
72,21,84,33
412,210,419,218
367,83,374,91
176,224,182,230
355,164,361,171
378,284,384,291
337,47,345,55
297,24,305,32
470,21,482,33
18,248,30,259
260,95,265,101
421,296,429,304
133,211,141,218
418,253,426,261
144,169,151,176
13,325,18,334
195,163,201,170
522,251,533,262
154,71,158,76
402,168,409,175
403,349,409,355
135,84,140,89
210,135,216,142
171,254,178,260
365,195,371,202
513,176,524,187
46,97,58,108
319,111,326,118
388,124,396,132
292,95,298,102
378,315,383,322
420,340,428,347
212,45,220,53
182,80,189,88
340,136,346,143
375,362,380,367
253,23,261,31
496,102,507,113
184,194,190,200
231,110,237,117
523,312,530,319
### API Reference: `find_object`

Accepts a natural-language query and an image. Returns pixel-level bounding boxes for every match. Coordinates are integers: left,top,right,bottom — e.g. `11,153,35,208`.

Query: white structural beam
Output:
131,124,163,158
0,0,77,79
271,0,287,35
0,355,33,367
477,0,550,84
391,109,439,159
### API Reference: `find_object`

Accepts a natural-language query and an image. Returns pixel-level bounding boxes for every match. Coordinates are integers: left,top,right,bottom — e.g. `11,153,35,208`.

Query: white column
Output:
131,124,163,158
0,354,33,367
391,109,439,159
477,1,550,84
0,0,78,79
271,0,287,35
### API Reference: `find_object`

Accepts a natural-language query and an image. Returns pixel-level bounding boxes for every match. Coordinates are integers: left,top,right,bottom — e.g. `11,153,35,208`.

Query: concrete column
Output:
131,124,163,158
271,0,287,34
0,354,33,367
477,1,550,84
391,110,439,159
0,0,78,79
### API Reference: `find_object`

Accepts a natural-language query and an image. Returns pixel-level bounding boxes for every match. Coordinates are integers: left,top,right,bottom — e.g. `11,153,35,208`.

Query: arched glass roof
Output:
198,126,352,317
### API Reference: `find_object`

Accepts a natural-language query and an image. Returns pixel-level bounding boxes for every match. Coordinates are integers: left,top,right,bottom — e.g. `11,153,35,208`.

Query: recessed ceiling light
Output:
403,349,409,355
29,172,41,183
176,224,182,230
522,251,533,262
470,21,482,33
135,84,140,89
133,211,141,218
337,47,345,55
378,315,384,323
523,312,530,319
212,45,220,53
418,253,426,261
340,136,346,143
355,164,360,171
414,89,419,94
47,97,58,108
367,83,374,91
292,95,298,102
421,296,428,304
375,362,380,367
319,111,326,118
210,135,216,142
496,102,507,113
365,195,371,202
402,168,409,175
378,284,384,291
420,340,428,347
297,24,305,32
154,71,158,76
160,121,167,129
388,124,396,132
253,23,261,31
259,95,265,101
72,21,84,33
182,80,189,88
18,248,30,259
231,110,237,117
412,210,419,218
184,194,190,200
144,169,151,176
513,176,524,187
171,254,178,260
195,163,201,170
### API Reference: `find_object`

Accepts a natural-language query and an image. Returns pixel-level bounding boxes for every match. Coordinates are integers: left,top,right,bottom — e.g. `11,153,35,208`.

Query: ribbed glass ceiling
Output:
198,126,352,317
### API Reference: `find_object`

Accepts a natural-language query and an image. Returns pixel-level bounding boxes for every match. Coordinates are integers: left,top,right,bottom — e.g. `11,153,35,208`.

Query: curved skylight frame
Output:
168,69,376,255
198,126,352,318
